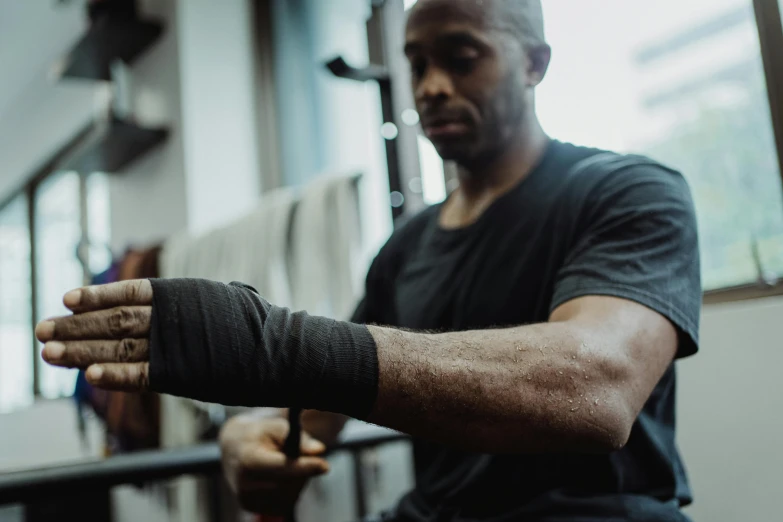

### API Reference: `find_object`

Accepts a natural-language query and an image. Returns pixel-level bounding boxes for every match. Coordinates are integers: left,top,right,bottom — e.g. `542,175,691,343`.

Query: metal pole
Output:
26,184,40,397
352,450,369,519
752,0,783,193
379,78,405,220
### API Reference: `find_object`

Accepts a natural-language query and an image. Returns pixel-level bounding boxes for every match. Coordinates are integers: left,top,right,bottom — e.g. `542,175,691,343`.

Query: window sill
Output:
703,281,783,305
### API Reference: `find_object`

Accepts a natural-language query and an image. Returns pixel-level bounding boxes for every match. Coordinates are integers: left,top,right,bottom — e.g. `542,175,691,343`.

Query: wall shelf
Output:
55,18,164,81
62,115,168,173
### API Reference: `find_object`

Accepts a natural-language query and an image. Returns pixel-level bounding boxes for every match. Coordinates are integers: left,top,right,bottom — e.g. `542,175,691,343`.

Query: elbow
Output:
591,415,633,453
581,396,635,452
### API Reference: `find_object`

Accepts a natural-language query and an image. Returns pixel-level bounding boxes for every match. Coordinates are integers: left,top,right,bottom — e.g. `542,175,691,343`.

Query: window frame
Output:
0,164,94,401
701,0,783,302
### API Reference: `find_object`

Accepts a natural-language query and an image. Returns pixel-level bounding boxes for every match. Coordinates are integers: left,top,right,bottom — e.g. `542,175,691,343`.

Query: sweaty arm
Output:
263,297,678,453
366,295,676,453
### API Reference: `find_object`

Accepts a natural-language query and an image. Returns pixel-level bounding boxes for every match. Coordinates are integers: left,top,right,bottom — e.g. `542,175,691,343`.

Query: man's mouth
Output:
422,114,470,140
424,120,470,139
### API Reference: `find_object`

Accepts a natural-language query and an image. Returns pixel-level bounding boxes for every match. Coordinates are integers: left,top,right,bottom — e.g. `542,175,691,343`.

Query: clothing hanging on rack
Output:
160,173,364,319
74,245,163,455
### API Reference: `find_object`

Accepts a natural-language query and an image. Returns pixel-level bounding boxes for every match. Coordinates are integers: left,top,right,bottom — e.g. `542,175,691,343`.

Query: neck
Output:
439,114,549,230
459,114,549,199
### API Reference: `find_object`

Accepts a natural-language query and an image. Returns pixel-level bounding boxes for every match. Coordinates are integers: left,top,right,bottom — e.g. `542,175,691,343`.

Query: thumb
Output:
300,431,326,456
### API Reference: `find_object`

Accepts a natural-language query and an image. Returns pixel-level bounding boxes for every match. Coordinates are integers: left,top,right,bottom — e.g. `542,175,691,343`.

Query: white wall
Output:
108,0,189,251
178,0,262,235
110,0,264,248
679,296,783,521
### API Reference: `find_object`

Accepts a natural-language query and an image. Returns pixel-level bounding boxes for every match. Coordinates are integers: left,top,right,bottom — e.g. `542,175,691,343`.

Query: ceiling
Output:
0,0,86,117
0,0,93,202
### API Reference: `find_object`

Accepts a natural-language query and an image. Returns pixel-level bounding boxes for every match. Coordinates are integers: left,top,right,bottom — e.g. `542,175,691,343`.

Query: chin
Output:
431,140,476,164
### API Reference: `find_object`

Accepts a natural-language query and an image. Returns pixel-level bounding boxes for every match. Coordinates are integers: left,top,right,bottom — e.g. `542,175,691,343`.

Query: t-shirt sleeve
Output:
550,164,701,358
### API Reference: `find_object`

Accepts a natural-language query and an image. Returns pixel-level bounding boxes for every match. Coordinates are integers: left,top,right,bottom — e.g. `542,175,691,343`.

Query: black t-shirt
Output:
352,140,701,522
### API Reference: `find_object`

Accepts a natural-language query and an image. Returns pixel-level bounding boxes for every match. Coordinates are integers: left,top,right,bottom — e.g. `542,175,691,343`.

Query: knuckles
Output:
124,282,140,303
117,338,135,361
108,308,134,337
124,280,147,304
107,307,146,337
117,338,148,362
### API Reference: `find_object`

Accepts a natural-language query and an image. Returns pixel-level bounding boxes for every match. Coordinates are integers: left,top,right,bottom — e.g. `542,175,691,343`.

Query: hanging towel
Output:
159,187,299,308
289,173,363,320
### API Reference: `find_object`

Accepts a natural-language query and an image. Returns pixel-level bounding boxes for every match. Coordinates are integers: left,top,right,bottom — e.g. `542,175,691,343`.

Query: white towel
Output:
160,186,299,308
289,173,363,319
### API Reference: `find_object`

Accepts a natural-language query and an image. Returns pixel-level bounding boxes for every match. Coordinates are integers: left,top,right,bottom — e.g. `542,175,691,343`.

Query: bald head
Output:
409,0,546,50
404,0,551,167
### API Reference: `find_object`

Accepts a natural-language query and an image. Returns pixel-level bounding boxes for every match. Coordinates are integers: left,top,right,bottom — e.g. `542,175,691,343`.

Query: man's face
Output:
404,0,546,166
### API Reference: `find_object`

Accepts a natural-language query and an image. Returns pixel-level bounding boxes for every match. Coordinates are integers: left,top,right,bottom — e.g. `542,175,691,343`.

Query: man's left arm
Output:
363,294,677,453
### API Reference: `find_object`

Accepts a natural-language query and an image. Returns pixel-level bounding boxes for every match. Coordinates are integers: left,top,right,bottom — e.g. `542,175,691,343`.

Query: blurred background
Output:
1,0,782,520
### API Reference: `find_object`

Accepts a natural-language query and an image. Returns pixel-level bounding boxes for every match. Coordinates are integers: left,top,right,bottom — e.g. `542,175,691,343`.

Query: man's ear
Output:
526,44,552,87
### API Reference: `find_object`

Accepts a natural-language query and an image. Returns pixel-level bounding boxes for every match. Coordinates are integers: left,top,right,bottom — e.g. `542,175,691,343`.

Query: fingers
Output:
262,418,326,456
300,432,326,456
35,306,151,342
85,362,150,392
42,338,149,368
63,280,154,313
239,446,330,479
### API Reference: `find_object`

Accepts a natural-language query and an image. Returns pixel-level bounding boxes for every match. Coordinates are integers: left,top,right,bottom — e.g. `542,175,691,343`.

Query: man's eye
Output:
449,55,477,74
448,46,480,73
411,59,426,79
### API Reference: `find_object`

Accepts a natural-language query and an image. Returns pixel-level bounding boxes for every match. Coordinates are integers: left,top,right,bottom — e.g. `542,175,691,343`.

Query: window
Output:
0,169,111,409
34,172,84,398
537,0,783,290
28,171,112,400
86,173,113,275
0,195,34,413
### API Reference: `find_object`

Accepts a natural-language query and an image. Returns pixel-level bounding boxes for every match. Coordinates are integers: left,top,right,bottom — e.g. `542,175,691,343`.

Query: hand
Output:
220,413,329,515
37,280,153,391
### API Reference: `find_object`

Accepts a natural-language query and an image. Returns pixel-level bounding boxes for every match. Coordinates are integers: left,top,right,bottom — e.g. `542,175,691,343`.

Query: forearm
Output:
365,323,634,453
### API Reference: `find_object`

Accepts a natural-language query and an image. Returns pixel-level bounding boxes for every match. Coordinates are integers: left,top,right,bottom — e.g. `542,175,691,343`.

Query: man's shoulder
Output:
554,141,691,205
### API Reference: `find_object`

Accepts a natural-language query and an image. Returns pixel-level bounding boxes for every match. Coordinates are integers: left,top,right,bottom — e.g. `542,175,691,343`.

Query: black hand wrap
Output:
147,278,379,419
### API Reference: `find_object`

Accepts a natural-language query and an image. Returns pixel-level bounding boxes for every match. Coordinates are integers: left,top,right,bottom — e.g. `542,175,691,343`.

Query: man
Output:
39,0,700,520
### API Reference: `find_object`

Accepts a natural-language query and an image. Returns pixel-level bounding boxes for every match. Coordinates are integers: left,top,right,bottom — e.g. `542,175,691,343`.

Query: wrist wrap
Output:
148,278,378,419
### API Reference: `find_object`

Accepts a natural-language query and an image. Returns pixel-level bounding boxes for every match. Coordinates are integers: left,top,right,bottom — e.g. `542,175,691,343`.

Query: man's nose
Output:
415,66,455,103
